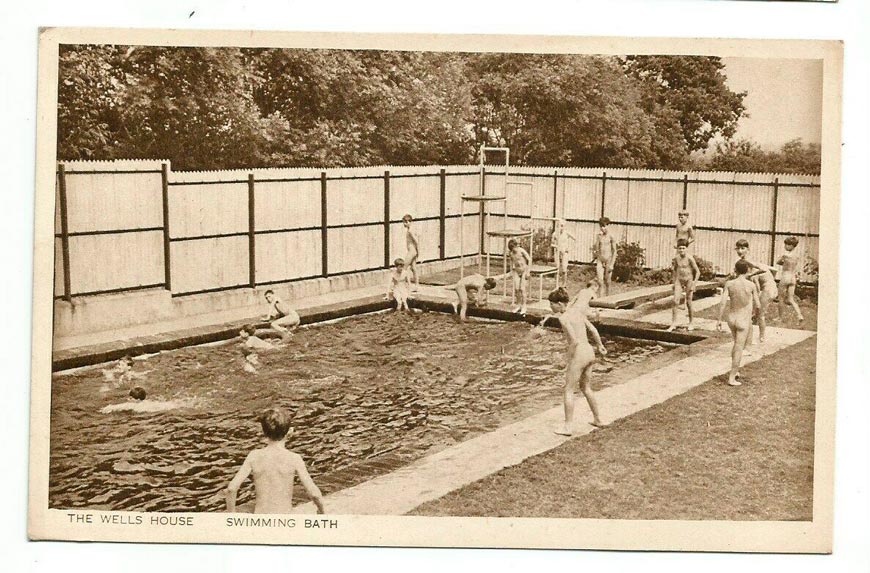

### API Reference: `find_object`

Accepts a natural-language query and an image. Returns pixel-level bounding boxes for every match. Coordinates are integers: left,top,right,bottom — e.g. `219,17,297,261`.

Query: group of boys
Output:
224,207,807,515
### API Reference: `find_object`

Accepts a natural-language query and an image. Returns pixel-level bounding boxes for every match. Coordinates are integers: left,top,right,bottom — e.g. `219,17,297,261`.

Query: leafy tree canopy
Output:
57,46,749,171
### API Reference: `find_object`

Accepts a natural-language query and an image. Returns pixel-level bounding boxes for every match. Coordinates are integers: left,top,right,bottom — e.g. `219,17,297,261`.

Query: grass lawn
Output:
411,337,817,520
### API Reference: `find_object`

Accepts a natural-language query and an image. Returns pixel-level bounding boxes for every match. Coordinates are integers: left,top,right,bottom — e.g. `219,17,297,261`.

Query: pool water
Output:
49,311,668,512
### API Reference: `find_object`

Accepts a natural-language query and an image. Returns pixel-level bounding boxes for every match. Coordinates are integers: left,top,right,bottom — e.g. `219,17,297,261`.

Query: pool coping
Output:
52,290,711,372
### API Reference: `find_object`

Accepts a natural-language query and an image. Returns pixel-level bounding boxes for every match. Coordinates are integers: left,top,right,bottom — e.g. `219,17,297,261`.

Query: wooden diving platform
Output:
590,281,720,310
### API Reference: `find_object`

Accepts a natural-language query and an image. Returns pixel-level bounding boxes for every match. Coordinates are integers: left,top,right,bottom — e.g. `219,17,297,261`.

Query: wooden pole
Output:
682,173,689,210
248,173,256,288
770,177,779,266
161,163,172,291
600,171,607,218
384,170,391,269
57,164,72,301
439,168,446,260
321,172,328,277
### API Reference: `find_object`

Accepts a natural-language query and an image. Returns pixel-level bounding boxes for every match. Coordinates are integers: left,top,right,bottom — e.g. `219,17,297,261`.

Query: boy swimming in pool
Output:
263,290,300,341
385,257,412,312
776,236,805,323
449,273,499,321
734,239,778,343
402,214,420,292
717,260,761,387
547,287,608,435
508,238,531,314
668,238,701,332
225,407,325,515
593,217,617,297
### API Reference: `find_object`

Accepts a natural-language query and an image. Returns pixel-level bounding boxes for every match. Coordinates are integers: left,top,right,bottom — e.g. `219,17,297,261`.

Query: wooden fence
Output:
54,161,820,300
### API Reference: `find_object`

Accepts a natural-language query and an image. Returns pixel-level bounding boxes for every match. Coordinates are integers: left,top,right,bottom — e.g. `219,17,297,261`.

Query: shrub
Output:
693,255,718,281
803,256,819,283
612,240,646,283
530,227,553,263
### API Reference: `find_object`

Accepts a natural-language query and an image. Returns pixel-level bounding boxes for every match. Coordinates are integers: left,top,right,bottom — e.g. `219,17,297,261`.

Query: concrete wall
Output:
53,257,468,340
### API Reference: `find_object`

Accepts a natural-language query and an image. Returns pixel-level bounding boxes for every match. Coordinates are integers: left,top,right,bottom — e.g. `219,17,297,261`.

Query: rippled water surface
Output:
50,311,667,512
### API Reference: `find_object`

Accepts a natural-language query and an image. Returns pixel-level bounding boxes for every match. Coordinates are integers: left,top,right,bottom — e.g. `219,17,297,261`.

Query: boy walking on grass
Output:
717,260,760,387
668,238,701,332
225,407,325,514
776,236,805,323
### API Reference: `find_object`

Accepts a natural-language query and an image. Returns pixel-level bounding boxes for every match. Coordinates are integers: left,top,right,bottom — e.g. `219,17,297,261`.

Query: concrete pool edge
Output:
52,291,710,372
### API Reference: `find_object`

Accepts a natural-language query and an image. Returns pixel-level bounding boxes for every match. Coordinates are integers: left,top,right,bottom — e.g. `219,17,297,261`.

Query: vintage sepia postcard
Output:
29,28,842,552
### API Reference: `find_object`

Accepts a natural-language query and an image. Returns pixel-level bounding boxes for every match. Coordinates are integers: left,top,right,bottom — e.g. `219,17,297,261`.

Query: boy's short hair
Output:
507,239,518,250
242,324,257,336
264,289,275,297
402,214,413,222
394,257,405,266
785,236,799,246
586,279,600,289
678,209,689,216
676,238,689,247
548,287,570,304
735,239,750,249
735,260,751,275
259,408,292,441
599,217,610,226
483,278,497,290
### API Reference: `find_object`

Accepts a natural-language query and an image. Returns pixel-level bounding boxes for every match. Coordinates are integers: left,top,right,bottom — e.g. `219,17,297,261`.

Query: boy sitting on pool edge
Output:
224,407,325,514
263,290,300,341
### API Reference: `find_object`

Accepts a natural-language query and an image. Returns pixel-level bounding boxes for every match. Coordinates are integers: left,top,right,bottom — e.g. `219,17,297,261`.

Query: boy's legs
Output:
727,320,750,385
757,290,772,342
686,284,695,330
787,284,804,321
272,314,299,339
604,262,614,296
579,363,604,427
456,286,469,320
668,281,682,331
595,259,605,290
556,353,581,436
408,256,419,290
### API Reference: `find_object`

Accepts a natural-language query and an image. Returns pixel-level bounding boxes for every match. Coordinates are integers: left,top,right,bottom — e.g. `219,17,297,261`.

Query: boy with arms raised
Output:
225,407,325,514
717,260,760,387
734,239,778,343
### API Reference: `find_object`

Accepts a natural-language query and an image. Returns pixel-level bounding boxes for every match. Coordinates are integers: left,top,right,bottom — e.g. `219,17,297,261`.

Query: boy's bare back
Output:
724,276,757,324
247,446,303,513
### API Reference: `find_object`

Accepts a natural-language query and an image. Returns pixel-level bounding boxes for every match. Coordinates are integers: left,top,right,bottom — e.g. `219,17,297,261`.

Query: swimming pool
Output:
49,311,670,512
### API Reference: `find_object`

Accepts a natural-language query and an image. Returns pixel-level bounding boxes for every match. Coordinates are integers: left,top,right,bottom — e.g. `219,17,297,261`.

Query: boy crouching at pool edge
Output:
386,257,412,311
225,407,325,514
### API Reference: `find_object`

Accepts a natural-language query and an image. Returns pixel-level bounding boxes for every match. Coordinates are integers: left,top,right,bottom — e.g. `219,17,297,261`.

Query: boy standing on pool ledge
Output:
402,214,420,292
225,407,325,514
593,217,617,297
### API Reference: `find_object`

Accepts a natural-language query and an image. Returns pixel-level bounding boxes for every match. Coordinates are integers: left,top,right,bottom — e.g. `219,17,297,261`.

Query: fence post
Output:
248,173,256,288
57,163,72,301
161,163,172,292
321,172,328,277
384,170,391,269
439,168,446,260
480,167,486,254
770,177,779,266
600,171,607,218
682,173,689,210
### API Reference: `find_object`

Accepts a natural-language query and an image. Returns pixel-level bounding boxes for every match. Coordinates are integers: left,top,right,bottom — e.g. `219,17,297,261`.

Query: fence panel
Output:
389,173,440,221
326,177,383,227
169,182,248,238
327,226,385,274
562,169,604,222
170,236,249,294
255,179,322,231
255,230,322,284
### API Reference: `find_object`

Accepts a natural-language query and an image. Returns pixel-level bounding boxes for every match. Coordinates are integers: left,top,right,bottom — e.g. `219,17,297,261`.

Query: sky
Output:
721,57,823,149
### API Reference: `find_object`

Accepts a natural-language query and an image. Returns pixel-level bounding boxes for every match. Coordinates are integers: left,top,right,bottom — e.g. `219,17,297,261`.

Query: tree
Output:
623,56,747,155
705,138,821,174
